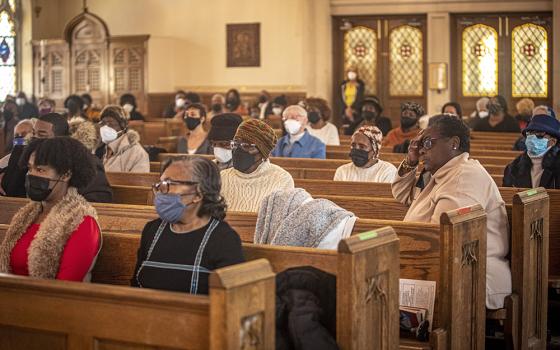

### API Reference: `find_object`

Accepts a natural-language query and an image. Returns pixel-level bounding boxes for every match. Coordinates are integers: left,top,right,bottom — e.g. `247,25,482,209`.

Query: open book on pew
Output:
399,278,436,333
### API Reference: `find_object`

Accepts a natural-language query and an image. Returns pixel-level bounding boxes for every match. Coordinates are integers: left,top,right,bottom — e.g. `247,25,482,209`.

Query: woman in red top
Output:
0,136,101,281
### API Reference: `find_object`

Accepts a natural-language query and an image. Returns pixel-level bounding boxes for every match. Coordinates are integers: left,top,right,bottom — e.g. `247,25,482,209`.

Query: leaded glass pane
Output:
462,24,498,96
389,25,423,96
344,26,377,95
0,10,15,101
8,0,16,13
512,23,547,98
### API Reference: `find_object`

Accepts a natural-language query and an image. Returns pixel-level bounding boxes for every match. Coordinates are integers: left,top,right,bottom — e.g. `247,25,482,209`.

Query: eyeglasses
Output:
230,140,257,152
152,179,198,195
421,137,443,150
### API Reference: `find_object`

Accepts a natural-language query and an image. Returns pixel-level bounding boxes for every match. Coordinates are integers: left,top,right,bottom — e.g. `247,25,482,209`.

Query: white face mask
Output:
272,107,283,116
175,98,186,108
478,111,489,119
100,125,119,144
213,147,233,163
347,72,357,81
123,103,134,113
16,98,25,106
284,119,302,135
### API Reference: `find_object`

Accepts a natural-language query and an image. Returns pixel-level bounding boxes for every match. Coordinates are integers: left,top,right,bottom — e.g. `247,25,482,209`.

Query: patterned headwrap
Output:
235,119,278,158
401,102,425,118
353,125,383,155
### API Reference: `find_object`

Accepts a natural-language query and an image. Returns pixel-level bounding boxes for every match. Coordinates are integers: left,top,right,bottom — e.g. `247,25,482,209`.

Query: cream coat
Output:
103,130,150,173
392,153,512,309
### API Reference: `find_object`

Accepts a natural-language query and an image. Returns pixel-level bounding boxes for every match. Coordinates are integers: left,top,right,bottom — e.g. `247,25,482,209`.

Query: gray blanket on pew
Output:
254,188,355,248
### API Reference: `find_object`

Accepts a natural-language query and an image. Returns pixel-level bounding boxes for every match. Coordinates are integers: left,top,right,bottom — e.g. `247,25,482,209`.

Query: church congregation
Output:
0,0,558,349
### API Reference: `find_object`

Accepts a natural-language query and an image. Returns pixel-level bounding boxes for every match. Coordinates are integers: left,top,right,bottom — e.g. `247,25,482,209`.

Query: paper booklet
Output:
399,278,436,331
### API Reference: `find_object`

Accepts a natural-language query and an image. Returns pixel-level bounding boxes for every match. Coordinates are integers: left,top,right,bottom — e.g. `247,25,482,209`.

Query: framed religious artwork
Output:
227,23,260,67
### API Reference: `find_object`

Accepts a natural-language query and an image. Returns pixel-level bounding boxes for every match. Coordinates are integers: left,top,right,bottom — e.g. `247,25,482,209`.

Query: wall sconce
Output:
34,5,42,18
429,63,448,93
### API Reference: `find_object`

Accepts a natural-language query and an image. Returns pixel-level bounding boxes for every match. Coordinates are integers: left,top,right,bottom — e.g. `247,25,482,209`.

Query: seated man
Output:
0,119,34,170
271,105,326,159
383,101,424,150
207,113,243,170
221,119,294,212
503,114,560,189
334,125,397,183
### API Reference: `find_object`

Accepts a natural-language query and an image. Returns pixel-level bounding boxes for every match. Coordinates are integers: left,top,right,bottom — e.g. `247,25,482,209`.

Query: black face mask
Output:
232,147,257,173
350,148,370,167
362,111,377,122
25,174,61,202
184,117,201,131
226,98,240,111
400,116,417,130
211,103,222,113
308,111,321,124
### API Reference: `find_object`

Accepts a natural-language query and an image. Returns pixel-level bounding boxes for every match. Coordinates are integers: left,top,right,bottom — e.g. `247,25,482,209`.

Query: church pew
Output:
0,250,275,350
327,145,522,159
326,150,518,164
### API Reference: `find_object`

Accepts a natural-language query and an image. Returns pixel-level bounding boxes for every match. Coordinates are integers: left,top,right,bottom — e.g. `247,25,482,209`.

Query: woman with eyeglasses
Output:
503,114,560,189
391,114,511,310
220,119,294,213
131,156,244,294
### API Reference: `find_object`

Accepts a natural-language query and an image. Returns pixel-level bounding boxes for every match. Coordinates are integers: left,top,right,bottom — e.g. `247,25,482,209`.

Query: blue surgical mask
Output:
154,193,189,223
525,134,550,158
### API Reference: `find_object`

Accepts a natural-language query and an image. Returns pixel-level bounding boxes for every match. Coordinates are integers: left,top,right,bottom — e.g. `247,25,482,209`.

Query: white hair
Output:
476,97,489,112
533,105,550,117
282,105,307,119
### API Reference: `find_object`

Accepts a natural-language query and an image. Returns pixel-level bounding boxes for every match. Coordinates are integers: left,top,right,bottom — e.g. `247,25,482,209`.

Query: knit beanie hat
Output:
100,105,129,130
235,119,277,158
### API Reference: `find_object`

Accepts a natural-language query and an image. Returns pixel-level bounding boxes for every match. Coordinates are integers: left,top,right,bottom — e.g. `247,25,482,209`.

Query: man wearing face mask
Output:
220,119,294,212
15,92,39,120
98,105,150,173
163,90,188,118
225,88,248,115
0,119,33,172
208,113,242,170
272,105,326,159
355,96,392,136
503,114,560,189
383,102,424,149
177,103,212,155
119,93,145,121
474,96,520,133
207,94,226,129
334,125,397,183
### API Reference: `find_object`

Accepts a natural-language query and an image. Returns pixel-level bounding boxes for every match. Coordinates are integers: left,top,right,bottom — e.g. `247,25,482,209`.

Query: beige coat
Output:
103,130,150,173
392,153,512,309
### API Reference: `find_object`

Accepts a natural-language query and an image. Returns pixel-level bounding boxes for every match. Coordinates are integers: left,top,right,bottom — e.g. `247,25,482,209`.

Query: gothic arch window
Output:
0,0,18,101
462,24,499,97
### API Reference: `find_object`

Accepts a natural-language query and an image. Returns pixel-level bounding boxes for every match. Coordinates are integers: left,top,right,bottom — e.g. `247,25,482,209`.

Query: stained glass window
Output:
462,24,498,97
512,23,547,98
0,2,16,102
344,26,377,95
389,25,423,96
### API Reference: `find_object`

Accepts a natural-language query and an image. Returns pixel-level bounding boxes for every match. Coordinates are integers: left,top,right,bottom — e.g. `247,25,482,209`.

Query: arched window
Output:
389,25,423,96
512,23,548,98
344,26,377,95
462,24,498,97
0,0,17,101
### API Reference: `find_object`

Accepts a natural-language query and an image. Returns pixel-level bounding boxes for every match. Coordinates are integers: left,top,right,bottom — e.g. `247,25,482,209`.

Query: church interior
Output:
0,0,559,349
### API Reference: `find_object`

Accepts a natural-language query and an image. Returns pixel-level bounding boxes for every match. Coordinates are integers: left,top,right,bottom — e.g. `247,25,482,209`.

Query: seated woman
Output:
119,93,145,121
177,103,212,155
503,114,560,189
132,157,244,294
391,114,511,310
98,105,150,173
334,125,397,183
0,137,101,281
383,101,424,150
304,97,340,146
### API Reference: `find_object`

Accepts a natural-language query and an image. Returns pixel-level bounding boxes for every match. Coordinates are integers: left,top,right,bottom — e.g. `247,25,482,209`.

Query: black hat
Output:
362,95,383,113
208,113,243,142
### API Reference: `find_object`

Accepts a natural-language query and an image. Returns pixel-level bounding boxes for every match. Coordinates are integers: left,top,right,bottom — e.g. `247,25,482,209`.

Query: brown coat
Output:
103,130,150,173
0,188,100,281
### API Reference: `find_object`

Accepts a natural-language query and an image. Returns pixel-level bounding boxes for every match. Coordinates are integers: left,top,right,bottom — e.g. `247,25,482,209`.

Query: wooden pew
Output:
0,249,275,350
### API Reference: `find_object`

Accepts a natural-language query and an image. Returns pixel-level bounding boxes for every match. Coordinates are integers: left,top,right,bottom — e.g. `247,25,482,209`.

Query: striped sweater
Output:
220,160,295,213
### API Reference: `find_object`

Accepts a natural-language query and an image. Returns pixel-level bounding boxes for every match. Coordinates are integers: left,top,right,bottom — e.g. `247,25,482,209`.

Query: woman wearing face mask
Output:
38,98,56,116
0,137,101,282
304,97,340,146
98,105,150,173
176,103,212,155
473,96,520,133
221,119,294,212
208,113,243,170
264,95,287,129
340,67,365,134
503,114,560,189
119,93,145,121
163,90,188,118
271,105,326,159
383,101,424,148
355,96,392,136
131,156,244,294
334,126,397,183
225,89,248,115
392,114,511,310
